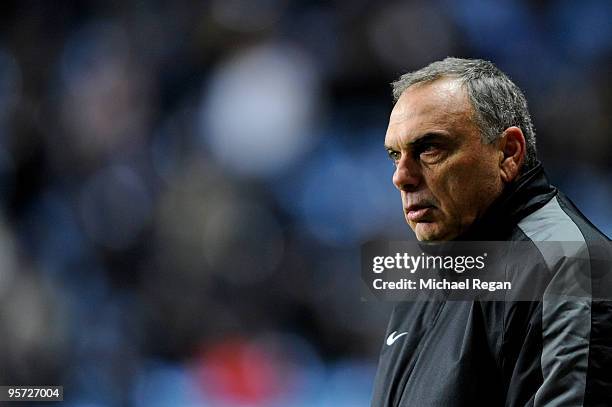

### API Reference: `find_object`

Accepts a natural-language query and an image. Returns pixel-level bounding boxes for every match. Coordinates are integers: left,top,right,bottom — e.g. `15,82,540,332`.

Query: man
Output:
371,58,611,406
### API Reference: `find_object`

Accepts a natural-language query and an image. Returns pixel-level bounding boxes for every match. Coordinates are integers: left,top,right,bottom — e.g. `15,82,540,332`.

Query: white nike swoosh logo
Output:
386,331,408,346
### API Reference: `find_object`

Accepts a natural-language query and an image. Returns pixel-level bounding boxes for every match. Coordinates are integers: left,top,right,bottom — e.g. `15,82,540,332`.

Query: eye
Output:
387,150,401,163
414,143,441,158
421,145,439,154
412,143,446,164
418,142,438,152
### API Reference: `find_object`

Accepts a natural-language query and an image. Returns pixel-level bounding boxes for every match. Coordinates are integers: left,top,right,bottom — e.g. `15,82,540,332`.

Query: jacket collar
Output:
458,162,557,240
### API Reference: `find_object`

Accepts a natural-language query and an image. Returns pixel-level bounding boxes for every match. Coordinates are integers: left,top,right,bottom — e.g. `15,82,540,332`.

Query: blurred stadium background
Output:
0,0,611,406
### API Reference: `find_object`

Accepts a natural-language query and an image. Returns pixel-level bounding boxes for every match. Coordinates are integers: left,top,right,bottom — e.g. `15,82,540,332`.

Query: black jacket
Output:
371,164,612,407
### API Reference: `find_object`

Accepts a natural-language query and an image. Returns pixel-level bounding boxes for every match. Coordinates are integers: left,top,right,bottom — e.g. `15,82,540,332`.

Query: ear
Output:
499,126,526,183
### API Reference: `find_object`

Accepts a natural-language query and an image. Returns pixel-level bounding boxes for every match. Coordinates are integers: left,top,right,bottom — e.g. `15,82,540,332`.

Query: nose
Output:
392,154,422,191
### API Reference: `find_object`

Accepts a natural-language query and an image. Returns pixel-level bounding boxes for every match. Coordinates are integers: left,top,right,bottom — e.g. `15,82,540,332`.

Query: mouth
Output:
405,204,435,222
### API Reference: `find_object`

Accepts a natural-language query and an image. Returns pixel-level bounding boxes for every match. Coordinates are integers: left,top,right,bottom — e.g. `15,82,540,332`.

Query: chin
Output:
413,223,454,241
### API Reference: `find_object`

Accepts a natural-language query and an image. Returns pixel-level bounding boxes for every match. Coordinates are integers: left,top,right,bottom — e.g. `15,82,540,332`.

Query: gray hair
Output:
392,57,537,170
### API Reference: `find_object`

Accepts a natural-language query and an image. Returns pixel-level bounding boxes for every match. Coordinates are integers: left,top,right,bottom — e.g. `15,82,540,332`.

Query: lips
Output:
405,204,435,222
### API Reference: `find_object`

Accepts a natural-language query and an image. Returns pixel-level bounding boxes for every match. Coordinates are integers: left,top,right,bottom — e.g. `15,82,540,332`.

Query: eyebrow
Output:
384,132,451,151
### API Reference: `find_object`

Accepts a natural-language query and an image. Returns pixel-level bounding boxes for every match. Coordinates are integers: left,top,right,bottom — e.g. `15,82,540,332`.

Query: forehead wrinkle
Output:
387,105,465,145
393,85,468,121
386,80,475,147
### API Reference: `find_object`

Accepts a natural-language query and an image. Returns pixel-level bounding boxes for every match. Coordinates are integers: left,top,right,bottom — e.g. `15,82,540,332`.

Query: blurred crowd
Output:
0,0,610,406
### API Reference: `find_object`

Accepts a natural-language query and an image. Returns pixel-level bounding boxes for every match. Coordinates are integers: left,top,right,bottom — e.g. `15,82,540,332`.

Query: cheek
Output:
453,162,500,212
432,160,497,215
426,167,466,211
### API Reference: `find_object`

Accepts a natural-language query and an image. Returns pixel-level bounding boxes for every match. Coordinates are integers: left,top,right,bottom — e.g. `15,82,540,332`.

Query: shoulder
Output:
517,192,609,243
513,190,607,255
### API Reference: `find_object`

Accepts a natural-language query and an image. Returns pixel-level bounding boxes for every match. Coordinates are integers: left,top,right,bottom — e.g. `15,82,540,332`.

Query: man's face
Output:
384,79,504,241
